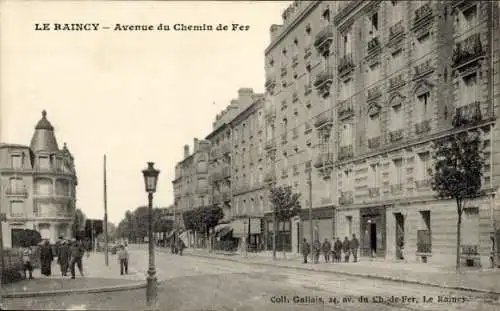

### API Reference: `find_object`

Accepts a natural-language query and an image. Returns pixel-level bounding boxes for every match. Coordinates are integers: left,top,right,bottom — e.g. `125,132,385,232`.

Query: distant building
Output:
0,110,78,247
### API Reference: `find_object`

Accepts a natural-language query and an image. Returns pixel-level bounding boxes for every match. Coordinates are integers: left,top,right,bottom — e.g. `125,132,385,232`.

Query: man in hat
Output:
69,239,85,279
58,240,71,276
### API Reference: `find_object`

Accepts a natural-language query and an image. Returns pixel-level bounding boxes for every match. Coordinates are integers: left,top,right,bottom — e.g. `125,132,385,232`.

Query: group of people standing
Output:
301,234,360,264
22,238,86,280
170,237,186,256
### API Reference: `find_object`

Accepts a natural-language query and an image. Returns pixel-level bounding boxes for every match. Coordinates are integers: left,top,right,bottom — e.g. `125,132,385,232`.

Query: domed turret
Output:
30,110,59,153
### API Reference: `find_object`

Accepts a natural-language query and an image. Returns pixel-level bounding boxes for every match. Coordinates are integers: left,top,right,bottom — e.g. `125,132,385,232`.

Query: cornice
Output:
334,0,365,26
205,123,228,140
265,1,320,55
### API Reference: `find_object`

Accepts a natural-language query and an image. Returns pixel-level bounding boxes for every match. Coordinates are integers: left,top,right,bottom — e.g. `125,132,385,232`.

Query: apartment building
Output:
229,92,266,250
172,138,211,235
0,110,78,247
264,1,339,253
332,0,500,267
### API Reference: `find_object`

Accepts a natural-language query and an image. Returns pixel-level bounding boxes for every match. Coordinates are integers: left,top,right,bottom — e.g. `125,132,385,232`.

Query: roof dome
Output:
30,110,59,153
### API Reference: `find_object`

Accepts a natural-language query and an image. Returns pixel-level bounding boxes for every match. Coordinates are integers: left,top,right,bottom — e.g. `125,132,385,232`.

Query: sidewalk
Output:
2,252,145,298
179,247,500,295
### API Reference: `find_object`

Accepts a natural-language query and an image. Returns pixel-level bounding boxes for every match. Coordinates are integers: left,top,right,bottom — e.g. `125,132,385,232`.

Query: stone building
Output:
0,110,78,247
264,1,339,253
331,0,500,267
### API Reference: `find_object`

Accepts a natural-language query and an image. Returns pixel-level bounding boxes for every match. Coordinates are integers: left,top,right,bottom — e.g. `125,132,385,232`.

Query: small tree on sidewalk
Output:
431,129,484,270
199,205,224,252
269,185,301,260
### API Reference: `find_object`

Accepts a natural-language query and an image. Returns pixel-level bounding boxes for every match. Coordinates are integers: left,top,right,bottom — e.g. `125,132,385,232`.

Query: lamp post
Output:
142,162,160,308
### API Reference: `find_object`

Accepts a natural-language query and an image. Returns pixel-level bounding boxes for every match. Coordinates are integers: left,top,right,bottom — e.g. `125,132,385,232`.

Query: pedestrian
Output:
312,238,321,264
40,240,53,276
117,245,129,275
321,238,331,263
300,238,310,264
350,234,359,263
342,236,350,262
22,245,34,279
58,240,71,276
334,237,342,262
69,239,85,279
177,238,185,256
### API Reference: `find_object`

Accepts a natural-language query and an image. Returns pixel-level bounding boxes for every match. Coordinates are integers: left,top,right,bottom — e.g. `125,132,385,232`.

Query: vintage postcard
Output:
1,1,500,310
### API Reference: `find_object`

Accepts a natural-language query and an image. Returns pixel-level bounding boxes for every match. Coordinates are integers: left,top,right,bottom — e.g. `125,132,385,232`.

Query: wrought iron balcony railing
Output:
452,33,484,68
367,36,381,54
452,101,483,127
389,129,404,142
313,110,333,129
415,120,431,134
338,53,354,75
414,59,433,79
313,66,334,90
338,145,353,161
413,3,433,26
339,191,353,205
264,138,276,151
367,86,381,101
389,20,404,41
389,74,404,90
368,187,380,198
280,67,287,77
6,186,28,196
314,24,334,55
337,99,353,119
313,152,334,169
368,136,381,149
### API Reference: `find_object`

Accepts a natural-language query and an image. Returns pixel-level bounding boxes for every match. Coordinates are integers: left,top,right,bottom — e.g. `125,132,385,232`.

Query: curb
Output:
2,280,147,298
184,251,500,296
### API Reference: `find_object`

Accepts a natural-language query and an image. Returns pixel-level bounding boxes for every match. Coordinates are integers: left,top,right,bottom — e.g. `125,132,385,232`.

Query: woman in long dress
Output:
40,240,54,276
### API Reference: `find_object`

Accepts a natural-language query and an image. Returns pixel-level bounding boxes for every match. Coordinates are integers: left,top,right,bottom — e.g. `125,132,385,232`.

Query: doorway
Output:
370,222,377,256
395,213,405,260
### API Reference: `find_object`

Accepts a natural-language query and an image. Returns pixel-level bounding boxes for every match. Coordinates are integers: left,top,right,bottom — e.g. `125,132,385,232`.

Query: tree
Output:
269,186,301,260
199,205,224,250
19,229,42,247
431,129,484,270
72,208,86,238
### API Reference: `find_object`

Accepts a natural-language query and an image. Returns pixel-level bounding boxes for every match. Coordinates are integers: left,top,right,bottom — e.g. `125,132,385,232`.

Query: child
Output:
117,245,129,275
22,246,34,279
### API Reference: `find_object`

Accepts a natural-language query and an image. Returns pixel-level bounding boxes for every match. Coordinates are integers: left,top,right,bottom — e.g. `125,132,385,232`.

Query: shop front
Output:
298,207,335,252
230,217,262,252
360,206,387,258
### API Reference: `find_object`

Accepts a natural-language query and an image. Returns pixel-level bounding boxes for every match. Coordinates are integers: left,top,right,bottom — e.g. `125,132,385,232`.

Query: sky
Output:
0,0,291,224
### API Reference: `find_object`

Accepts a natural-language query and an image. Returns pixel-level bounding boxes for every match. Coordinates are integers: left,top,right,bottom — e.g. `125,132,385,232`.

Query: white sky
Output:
0,0,291,224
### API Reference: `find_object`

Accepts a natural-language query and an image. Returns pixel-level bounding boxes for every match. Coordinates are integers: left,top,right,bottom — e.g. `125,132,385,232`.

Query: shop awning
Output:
231,218,261,238
214,223,230,233
217,226,233,238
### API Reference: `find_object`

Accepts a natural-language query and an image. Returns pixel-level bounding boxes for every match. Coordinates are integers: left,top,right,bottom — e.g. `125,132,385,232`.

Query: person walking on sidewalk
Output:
300,238,310,264
118,245,129,275
350,234,360,263
177,238,185,256
69,239,85,279
334,237,342,263
312,239,321,264
40,240,53,276
22,245,34,279
321,238,331,263
58,240,71,276
342,236,350,262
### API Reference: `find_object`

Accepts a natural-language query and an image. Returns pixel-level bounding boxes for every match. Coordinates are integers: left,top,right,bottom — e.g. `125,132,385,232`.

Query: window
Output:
343,170,353,191
10,201,24,217
9,178,24,193
322,8,330,22
417,152,431,180
367,112,381,138
456,5,478,34
389,49,404,73
35,178,52,195
415,34,432,58
390,103,404,131
461,72,479,107
370,163,380,187
391,1,403,23
393,158,404,185
342,31,352,56
340,78,353,101
367,63,381,86
416,91,431,121
39,156,50,169
346,216,353,236
11,155,22,169
368,12,379,37
340,123,353,146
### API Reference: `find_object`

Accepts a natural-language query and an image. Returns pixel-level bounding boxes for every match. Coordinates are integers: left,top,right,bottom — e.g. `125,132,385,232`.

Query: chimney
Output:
184,144,189,158
238,88,254,109
194,138,199,153
270,24,283,41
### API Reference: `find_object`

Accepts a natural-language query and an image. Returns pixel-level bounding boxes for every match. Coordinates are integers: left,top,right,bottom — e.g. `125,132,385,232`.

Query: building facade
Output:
172,138,211,232
0,110,78,247
331,0,500,267
264,1,339,253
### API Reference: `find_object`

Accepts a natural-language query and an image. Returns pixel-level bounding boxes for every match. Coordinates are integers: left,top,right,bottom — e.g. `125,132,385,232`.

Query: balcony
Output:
389,129,404,142
222,165,231,178
265,78,276,93
415,120,431,134
368,136,381,149
389,20,404,42
313,110,333,129
10,212,27,218
452,34,484,69
313,66,334,97
35,210,72,218
367,36,381,55
338,53,354,76
413,3,433,28
281,133,288,145
413,59,433,80
415,179,431,190
338,145,353,161
314,24,334,56
264,138,276,151
339,191,353,205
280,67,287,77
304,46,312,59
314,152,334,169
368,187,380,198
337,99,354,120
367,86,382,101
291,55,299,68
6,186,28,197
389,74,405,90
453,101,485,127
391,184,403,195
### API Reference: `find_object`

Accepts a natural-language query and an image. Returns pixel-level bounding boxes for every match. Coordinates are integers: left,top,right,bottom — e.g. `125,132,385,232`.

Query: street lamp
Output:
142,162,160,307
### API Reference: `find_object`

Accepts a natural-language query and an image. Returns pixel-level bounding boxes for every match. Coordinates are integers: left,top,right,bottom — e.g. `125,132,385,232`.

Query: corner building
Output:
0,111,78,247
264,1,340,254
332,0,500,267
